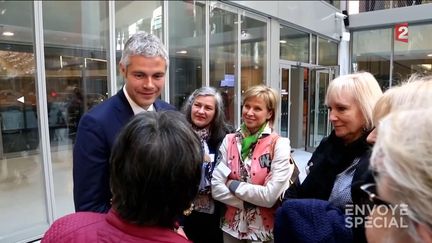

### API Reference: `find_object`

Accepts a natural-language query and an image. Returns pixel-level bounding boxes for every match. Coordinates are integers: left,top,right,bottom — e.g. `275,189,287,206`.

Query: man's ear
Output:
119,63,126,77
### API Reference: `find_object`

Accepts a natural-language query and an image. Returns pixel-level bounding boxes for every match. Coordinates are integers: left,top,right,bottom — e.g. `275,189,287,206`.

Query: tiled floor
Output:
291,148,312,183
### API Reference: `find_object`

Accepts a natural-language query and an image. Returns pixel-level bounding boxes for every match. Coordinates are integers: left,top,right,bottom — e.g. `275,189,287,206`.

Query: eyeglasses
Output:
360,183,392,207
361,184,432,230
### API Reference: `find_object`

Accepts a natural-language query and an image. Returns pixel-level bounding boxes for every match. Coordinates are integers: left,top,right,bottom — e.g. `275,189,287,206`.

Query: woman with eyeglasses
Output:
358,75,432,243
278,72,383,243
367,108,432,243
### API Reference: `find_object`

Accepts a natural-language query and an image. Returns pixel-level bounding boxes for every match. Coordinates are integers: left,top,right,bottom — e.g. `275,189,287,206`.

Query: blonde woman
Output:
367,108,432,243
212,85,294,243
280,72,383,243
363,76,432,243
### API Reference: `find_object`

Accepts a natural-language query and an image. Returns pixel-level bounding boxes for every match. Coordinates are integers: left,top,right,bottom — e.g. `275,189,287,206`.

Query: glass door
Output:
279,64,290,138
307,68,336,150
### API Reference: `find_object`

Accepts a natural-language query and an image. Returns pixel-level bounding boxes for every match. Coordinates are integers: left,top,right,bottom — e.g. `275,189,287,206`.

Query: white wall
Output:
348,4,432,29
229,1,342,41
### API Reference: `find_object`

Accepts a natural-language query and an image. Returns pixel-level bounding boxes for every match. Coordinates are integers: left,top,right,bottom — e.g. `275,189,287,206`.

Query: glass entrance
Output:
307,68,335,150
280,64,310,149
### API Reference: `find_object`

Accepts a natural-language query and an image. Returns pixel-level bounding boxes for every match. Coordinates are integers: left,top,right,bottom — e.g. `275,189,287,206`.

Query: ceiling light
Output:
176,50,187,54
427,53,432,57
2,31,14,36
421,64,432,70
279,40,287,44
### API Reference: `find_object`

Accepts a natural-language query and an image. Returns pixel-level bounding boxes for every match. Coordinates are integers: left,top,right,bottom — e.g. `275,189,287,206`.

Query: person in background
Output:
280,72,382,243
182,86,232,243
43,111,202,243
73,31,175,213
367,108,432,243
212,85,294,243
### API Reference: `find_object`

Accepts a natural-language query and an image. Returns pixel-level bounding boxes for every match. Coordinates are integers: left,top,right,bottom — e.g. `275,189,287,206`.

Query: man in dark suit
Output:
73,31,175,213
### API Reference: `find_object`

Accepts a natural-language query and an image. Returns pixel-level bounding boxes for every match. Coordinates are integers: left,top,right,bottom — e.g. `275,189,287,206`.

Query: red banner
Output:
395,23,409,43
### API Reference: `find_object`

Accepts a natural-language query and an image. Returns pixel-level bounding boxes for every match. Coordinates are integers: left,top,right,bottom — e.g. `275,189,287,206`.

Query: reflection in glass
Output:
0,1,47,241
289,67,308,149
115,1,163,90
168,0,205,109
324,0,341,9
318,37,338,66
280,68,290,138
308,70,331,148
43,0,108,218
280,25,309,63
311,35,317,64
393,23,432,86
209,6,237,125
240,14,266,91
352,29,391,90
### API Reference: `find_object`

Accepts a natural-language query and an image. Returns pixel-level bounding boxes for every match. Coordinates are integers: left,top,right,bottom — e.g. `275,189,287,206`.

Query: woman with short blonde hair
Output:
281,72,383,242
325,71,383,131
212,84,293,243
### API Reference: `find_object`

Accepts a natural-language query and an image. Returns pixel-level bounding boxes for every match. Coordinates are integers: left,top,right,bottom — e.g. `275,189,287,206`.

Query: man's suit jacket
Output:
73,89,175,213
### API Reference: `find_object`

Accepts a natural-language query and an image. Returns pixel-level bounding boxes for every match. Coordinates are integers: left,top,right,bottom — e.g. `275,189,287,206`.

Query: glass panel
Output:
302,68,310,148
393,23,432,86
317,71,329,142
115,1,163,91
352,29,392,90
311,35,317,64
42,1,108,218
240,14,266,91
280,67,290,137
209,4,237,126
324,0,341,9
308,69,330,148
0,1,47,242
289,66,309,149
168,0,205,109
318,37,338,66
308,70,316,148
280,25,309,63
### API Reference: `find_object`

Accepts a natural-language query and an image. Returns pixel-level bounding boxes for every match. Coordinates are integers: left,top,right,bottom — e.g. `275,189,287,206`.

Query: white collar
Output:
123,85,154,115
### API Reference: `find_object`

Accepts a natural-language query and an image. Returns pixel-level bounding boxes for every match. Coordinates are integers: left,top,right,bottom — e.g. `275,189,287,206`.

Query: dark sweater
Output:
284,130,373,243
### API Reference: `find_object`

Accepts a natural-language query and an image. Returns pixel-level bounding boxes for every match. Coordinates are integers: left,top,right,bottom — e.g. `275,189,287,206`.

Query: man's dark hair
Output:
110,111,202,228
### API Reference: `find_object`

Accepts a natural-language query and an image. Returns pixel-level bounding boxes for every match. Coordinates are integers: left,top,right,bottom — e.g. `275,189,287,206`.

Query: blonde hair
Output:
372,75,432,125
325,72,383,131
242,85,279,125
371,108,432,232
370,75,432,240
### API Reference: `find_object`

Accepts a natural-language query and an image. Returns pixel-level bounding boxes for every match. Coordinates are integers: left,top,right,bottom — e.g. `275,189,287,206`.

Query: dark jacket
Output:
274,199,352,243
284,130,372,243
73,89,175,213
285,130,371,201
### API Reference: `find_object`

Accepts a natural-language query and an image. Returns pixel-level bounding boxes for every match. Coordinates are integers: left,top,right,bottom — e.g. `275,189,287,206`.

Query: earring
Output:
183,203,194,216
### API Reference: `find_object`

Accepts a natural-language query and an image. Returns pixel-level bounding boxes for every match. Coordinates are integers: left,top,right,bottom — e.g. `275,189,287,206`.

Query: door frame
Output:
305,66,338,152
